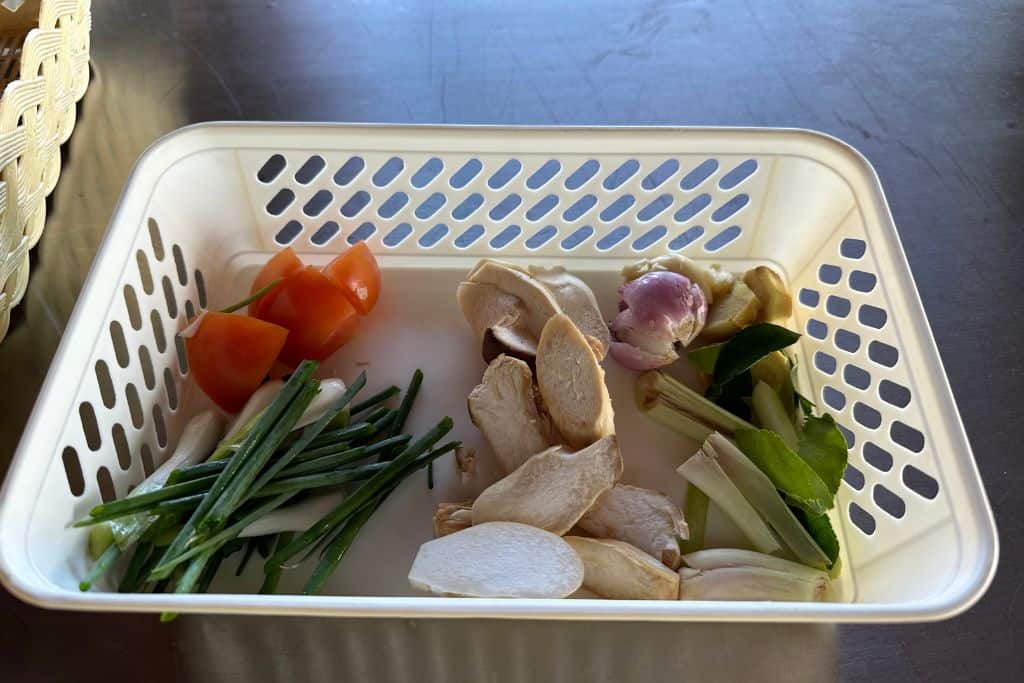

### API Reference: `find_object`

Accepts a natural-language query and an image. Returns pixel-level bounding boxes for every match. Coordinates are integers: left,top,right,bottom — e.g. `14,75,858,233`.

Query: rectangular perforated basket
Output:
0,123,998,621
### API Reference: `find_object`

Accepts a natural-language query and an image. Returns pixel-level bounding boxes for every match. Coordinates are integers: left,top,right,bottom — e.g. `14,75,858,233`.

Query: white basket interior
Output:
3,126,995,618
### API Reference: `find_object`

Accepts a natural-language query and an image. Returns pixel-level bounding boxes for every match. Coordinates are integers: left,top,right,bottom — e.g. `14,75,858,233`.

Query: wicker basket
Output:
0,0,91,342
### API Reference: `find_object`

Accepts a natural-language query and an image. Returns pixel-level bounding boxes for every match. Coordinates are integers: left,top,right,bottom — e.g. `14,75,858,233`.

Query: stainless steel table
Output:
1,1,1020,680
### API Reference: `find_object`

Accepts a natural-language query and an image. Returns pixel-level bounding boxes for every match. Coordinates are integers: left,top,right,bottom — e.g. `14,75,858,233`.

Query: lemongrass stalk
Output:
636,371,752,441
682,548,829,582
751,381,799,450
678,484,709,554
677,449,781,555
705,434,829,569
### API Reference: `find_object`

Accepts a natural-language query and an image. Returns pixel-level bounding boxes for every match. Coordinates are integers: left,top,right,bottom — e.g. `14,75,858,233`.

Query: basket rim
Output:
0,123,1000,622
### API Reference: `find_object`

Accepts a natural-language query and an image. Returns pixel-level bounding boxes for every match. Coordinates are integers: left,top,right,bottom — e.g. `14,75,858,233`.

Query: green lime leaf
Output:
688,343,724,375
734,427,832,516
797,414,848,497
708,323,801,400
793,507,840,569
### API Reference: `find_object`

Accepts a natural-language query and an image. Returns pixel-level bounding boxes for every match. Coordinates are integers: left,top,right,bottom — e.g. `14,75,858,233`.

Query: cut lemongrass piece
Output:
704,433,829,569
678,566,828,601
682,548,829,582
636,371,753,441
676,448,782,555
751,381,799,450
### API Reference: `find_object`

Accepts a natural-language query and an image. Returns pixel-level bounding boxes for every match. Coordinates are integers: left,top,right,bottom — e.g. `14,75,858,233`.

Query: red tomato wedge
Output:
256,266,360,366
322,242,381,315
184,312,289,413
248,247,304,318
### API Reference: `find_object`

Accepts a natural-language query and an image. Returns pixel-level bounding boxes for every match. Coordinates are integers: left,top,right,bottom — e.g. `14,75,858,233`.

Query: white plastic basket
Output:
0,123,998,621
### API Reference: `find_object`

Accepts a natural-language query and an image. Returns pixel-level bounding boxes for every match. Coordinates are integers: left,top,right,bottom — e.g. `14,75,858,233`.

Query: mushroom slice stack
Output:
458,259,609,363
564,536,680,600
578,484,689,570
468,354,558,474
471,436,622,535
528,265,610,359
409,522,584,598
457,281,538,361
536,313,616,449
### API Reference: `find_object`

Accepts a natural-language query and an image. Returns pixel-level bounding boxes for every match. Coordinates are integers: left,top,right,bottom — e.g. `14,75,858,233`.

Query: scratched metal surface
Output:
0,1,1021,680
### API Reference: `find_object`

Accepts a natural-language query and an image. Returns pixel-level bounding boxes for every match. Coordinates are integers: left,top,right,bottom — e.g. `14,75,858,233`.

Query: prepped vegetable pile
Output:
407,255,844,601
75,240,846,606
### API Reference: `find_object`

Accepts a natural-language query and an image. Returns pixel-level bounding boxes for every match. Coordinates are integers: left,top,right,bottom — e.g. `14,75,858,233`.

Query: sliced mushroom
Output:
578,484,688,569
536,313,616,449
434,501,474,538
469,260,562,339
743,265,793,322
621,254,717,305
528,265,610,359
564,536,680,600
457,281,538,361
702,281,761,341
468,355,558,474
408,522,584,598
471,435,622,535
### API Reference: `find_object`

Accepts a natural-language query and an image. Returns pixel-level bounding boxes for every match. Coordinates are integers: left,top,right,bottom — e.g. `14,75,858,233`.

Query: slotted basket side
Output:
0,0,91,342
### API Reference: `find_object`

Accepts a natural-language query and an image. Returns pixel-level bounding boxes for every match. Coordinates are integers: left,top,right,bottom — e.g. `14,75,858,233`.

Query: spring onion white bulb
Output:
239,491,346,538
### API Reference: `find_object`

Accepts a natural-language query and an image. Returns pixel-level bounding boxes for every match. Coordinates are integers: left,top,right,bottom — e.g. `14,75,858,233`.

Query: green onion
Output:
167,460,227,485
257,463,386,496
360,406,390,425
199,381,320,536
390,369,423,436
225,372,368,514
219,278,283,314
265,417,453,571
152,493,299,577
303,497,380,595
235,539,258,577
117,542,154,593
305,421,374,450
75,475,220,526
151,362,317,579
78,543,121,592
259,532,293,594
197,547,229,593
349,385,400,417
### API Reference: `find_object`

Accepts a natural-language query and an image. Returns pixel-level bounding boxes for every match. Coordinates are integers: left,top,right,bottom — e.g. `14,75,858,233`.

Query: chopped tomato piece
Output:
322,242,381,315
256,266,360,365
248,247,304,318
184,312,289,413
